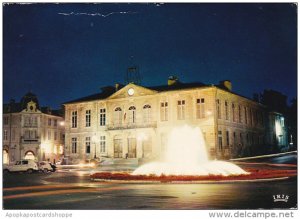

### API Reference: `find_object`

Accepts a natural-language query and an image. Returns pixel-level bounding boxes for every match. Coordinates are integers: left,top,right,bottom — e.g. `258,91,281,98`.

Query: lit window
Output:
160,102,168,121
226,131,230,146
128,106,136,124
177,100,185,120
143,105,151,123
225,101,229,120
86,110,91,127
100,108,106,126
71,138,77,153
114,107,122,125
86,137,91,154
218,131,222,150
100,136,106,153
196,98,205,119
71,111,77,128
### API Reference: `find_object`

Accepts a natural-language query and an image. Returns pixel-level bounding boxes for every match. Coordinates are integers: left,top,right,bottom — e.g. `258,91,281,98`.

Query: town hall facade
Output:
63,78,288,163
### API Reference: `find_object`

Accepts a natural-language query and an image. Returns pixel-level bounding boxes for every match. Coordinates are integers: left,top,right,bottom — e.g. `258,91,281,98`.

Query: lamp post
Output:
92,135,97,159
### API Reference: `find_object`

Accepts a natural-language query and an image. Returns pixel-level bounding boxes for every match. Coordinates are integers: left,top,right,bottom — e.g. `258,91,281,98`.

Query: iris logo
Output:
273,194,289,202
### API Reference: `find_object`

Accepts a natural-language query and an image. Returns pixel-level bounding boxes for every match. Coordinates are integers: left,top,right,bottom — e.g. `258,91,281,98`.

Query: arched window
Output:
143,105,151,123
128,106,136,124
114,107,122,125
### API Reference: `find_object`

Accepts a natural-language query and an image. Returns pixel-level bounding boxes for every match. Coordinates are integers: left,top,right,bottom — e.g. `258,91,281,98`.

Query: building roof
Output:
63,82,209,104
3,92,63,117
63,86,118,104
148,82,207,91
63,80,264,106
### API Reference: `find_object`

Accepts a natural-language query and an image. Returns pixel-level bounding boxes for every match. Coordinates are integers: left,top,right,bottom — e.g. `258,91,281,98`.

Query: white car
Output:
3,160,38,173
38,161,53,172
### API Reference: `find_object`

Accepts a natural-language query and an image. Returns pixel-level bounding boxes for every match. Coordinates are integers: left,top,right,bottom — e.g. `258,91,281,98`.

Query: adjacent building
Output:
3,92,65,164
63,78,289,163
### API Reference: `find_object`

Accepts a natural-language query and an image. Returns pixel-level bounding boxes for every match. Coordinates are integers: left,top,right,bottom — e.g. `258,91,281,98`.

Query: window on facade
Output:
216,99,221,119
249,108,253,126
225,101,229,120
226,131,230,146
54,119,57,127
48,130,51,140
160,102,168,121
4,130,8,141
12,129,15,140
54,131,57,141
34,117,38,126
100,108,106,126
233,132,237,146
114,107,122,125
71,111,77,128
71,137,77,153
240,133,244,146
4,117,9,125
25,130,30,139
177,100,185,120
86,137,91,154
100,136,106,153
244,107,247,124
86,110,91,127
143,105,151,123
128,106,136,124
238,105,242,123
196,98,205,119
48,118,51,126
232,104,235,122
218,131,222,150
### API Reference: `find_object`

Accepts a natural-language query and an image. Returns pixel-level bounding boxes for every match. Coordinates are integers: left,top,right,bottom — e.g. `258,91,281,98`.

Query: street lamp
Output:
92,135,98,159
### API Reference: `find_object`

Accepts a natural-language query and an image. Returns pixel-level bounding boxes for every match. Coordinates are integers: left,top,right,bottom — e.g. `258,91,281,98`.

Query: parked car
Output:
38,161,56,172
3,160,38,173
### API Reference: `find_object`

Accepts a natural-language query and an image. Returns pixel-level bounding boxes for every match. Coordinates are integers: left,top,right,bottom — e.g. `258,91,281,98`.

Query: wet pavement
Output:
3,152,297,210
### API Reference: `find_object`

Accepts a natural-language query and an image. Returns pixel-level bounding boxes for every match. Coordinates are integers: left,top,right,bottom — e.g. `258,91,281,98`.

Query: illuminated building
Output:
3,92,65,164
63,78,288,163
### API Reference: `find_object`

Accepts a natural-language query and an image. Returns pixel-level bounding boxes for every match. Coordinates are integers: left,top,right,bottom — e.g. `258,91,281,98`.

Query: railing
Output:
23,123,38,128
21,137,40,144
107,121,157,130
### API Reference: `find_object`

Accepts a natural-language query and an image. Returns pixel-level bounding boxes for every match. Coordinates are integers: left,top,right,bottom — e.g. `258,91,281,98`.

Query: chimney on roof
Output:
115,83,120,92
168,76,179,86
219,80,232,91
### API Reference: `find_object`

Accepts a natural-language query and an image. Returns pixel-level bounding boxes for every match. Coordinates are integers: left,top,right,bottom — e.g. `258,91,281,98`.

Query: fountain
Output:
132,125,248,176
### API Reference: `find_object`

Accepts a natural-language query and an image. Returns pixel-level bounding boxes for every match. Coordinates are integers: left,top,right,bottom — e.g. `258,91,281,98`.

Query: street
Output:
3,152,297,210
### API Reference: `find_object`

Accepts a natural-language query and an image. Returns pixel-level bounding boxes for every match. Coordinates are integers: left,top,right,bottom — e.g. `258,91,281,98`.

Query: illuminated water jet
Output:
132,125,248,176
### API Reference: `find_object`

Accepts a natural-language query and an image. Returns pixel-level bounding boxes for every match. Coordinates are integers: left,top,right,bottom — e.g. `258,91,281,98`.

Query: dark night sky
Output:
3,3,297,109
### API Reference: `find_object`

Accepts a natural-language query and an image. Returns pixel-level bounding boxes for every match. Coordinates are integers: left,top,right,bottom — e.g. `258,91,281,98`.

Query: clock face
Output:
128,88,135,96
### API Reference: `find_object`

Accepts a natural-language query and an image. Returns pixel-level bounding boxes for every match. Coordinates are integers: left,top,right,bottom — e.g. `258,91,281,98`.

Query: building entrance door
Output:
128,138,136,158
114,139,122,158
